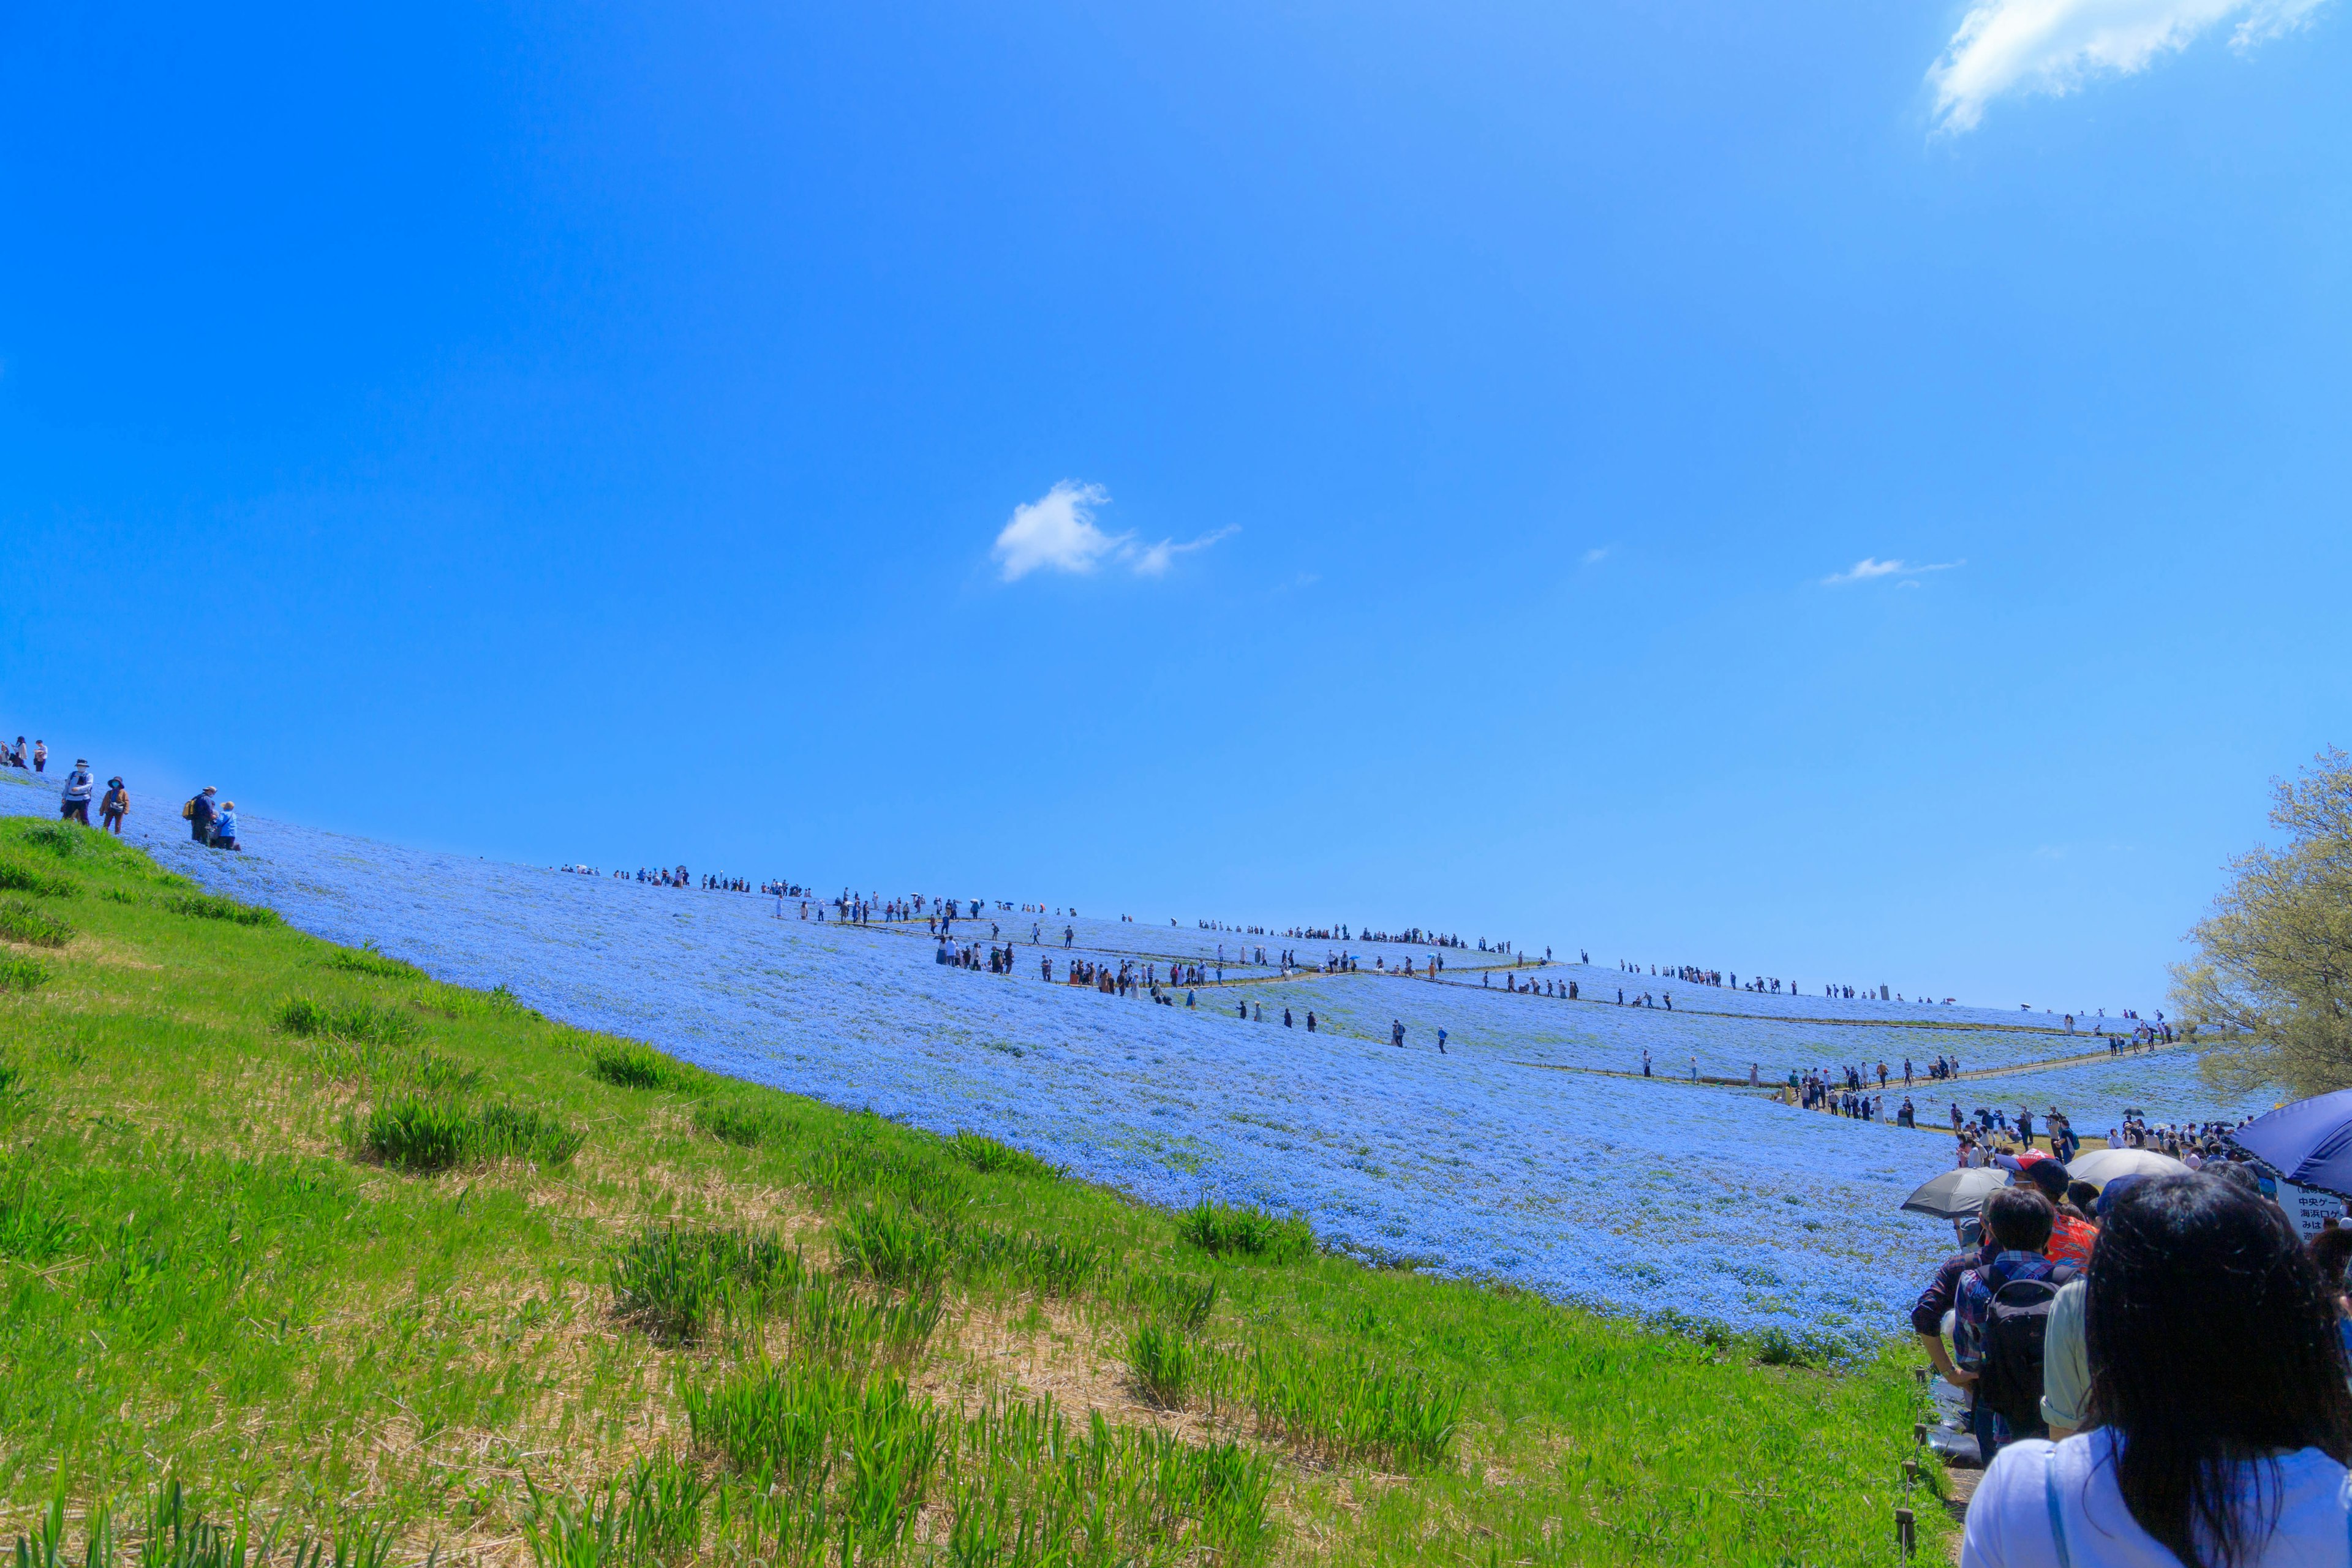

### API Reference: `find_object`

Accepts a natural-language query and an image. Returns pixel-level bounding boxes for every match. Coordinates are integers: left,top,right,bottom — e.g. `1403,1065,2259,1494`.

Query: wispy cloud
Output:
1133,525,1239,577
1582,546,1610,565
993,481,1235,582
1822,556,1964,586
1928,0,2330,132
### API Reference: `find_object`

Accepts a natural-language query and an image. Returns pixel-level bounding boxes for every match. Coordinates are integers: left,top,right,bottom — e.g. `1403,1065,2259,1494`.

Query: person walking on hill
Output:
185,786,219,844
1953,1188,2076,1463
1961,1174,2352,1568
210,801,241,851
31,740,45,773
99,777,129,834
60,760,94,824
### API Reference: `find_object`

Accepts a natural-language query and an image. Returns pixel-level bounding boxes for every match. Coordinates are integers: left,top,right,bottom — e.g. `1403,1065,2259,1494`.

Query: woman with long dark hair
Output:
1962,1174,2352,1568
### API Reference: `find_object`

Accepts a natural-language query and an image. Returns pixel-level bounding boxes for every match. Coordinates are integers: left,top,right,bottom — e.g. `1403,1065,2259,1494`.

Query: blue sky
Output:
2,0,2346,1014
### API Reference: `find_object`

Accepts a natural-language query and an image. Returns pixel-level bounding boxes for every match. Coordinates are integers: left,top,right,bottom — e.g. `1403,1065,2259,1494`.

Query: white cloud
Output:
993,481,1126,581
993,482,1236,582
1133,525,1239,577
1583,546,1610,565
1822,556,1964,586
1929,0,2330,132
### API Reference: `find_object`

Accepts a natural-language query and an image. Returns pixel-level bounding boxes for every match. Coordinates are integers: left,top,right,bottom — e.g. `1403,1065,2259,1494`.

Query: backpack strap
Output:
2045,1446,2072,1568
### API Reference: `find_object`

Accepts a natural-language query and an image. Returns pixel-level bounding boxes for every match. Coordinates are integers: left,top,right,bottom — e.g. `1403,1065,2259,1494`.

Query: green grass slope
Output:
0,818,1949,1566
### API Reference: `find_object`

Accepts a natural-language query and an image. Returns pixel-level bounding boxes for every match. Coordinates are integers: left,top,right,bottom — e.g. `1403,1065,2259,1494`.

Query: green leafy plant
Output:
959,1227,1099,1297
166,892,280,927
475,1102,586,1164
357,1096,473,1172
833,1205,956,1292
0,899,74,949
3,821,98,859
611,1224,807,1340
325,944,424,981
1753,1325,1836,1369
1177,1199,1316,1262
946,1130,1060,1180
1128,1322,1196,1408
588,1041,694,1091
0,953,48,993
687,1357,852,1489
692,1098,780,1147
1121,1270,1219,1329
1247,1344,1466,1471
276,995,420,1044
356,1095,581,1173
0,858,78,898
840,1372,942,1551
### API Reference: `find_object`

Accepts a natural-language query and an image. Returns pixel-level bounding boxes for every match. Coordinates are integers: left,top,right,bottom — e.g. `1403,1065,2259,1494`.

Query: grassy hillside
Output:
0,816,1947,1567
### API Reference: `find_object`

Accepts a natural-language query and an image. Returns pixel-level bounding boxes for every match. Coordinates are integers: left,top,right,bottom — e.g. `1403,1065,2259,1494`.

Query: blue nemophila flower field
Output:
0,771,2256,1347
1927,1049,2283,1136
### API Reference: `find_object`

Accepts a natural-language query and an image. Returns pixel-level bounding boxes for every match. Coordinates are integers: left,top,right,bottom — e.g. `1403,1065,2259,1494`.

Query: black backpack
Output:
1978,1265,2076,1430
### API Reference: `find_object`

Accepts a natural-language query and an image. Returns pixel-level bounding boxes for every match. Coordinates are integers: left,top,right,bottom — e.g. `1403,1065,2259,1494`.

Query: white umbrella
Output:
1901,1166,2009,1221
2065,1147,2188,1188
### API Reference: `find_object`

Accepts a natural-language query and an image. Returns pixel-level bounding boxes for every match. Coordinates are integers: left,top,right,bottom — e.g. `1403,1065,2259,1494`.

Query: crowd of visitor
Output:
6,741,221,850
1904,1157,2352,1568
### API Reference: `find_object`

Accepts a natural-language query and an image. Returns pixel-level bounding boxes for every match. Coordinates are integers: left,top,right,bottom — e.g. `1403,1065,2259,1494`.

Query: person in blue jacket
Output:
209,801,242,851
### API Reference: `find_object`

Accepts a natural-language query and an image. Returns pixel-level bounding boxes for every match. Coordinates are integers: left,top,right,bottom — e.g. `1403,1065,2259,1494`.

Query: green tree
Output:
2173,748,2352,1099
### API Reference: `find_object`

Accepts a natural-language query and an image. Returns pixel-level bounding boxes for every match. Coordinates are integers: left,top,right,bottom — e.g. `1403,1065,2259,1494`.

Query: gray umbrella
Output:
1901,1166,2008,1221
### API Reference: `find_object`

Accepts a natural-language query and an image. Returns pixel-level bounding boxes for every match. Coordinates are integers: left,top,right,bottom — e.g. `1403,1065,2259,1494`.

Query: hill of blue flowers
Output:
0,767,2270,1348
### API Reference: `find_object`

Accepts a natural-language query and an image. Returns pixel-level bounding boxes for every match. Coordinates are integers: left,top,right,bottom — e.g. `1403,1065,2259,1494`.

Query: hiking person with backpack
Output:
99,777,129,834
1954,1187,2076,1464
1961,1174,2352,1568
184,786,219,843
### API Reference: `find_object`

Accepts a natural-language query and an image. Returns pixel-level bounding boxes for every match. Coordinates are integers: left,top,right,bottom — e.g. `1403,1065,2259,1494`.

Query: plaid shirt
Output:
1954,1250,2070,1369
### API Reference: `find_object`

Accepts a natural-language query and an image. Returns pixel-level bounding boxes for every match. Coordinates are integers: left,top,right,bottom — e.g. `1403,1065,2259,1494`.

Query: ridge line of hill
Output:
820,915,2080,1033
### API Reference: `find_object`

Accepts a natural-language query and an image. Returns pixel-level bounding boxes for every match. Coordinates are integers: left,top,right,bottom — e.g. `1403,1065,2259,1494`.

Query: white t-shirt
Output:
1963,1431,2351,1568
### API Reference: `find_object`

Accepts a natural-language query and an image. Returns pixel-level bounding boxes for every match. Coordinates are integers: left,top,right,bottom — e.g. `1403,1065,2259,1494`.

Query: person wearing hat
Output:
2022,1156,2100,1267
99,777,130,835
59,759,95,824
186,786,219,843
209,801,241,852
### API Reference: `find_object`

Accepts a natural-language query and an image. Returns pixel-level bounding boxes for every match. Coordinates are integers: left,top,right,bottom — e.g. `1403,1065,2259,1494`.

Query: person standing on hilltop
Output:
32,740,48,773
60,759,94,824
100,777,129,834
186,785,219,844
210,801,242,851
